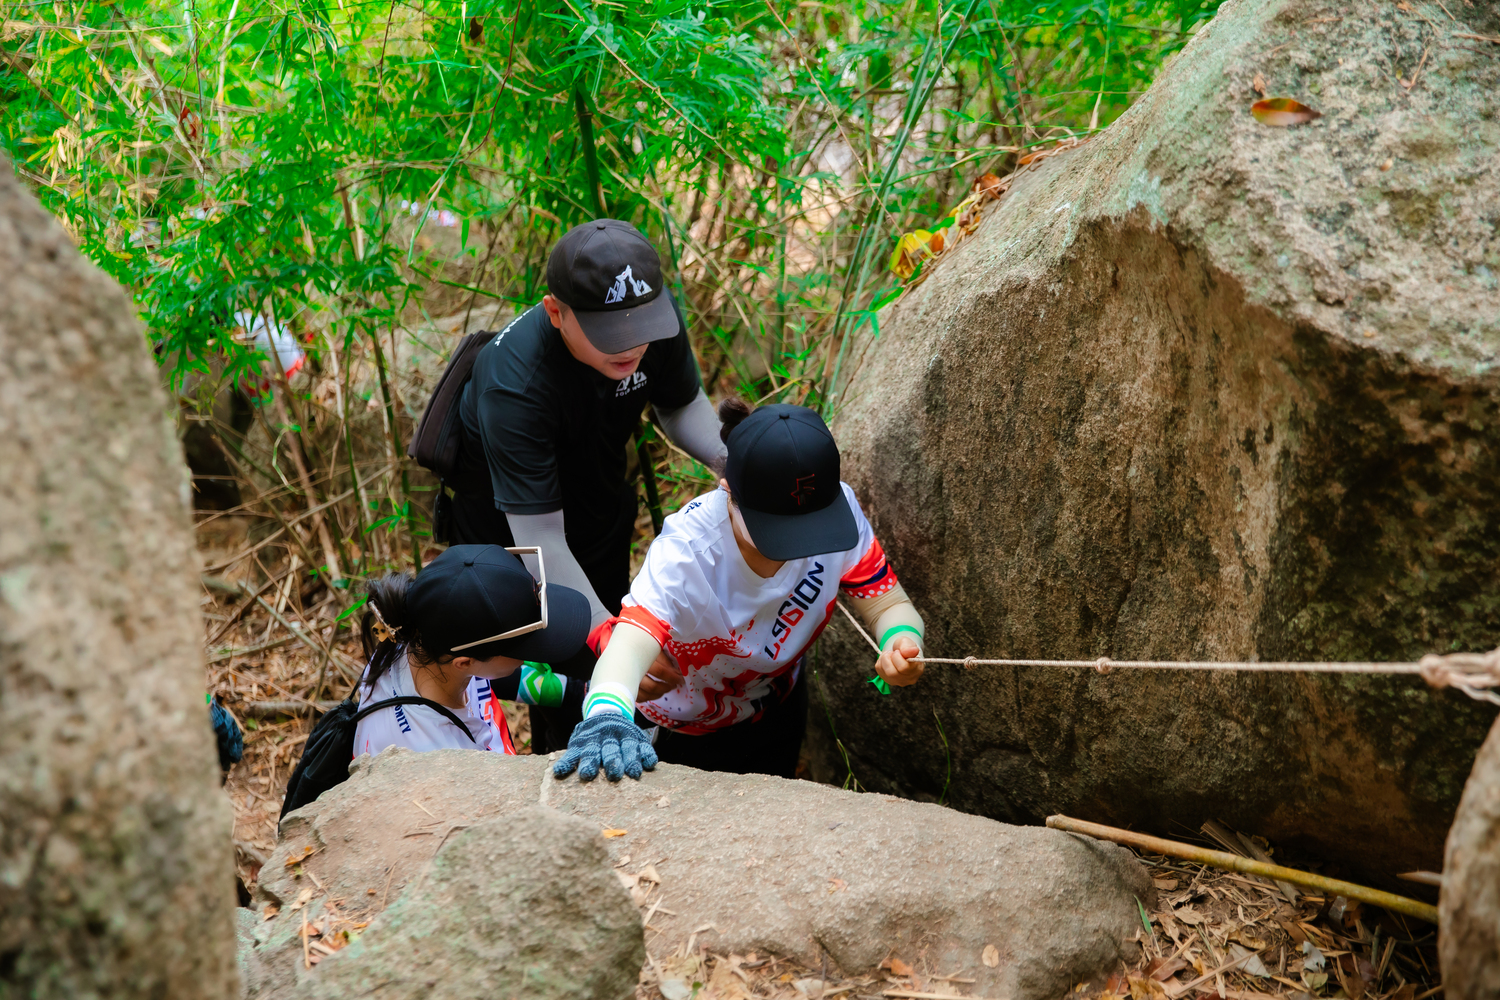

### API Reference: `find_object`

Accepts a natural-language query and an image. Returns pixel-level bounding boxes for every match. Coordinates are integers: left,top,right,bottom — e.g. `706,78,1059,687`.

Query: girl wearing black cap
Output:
353,544,592,758
553,400,926,782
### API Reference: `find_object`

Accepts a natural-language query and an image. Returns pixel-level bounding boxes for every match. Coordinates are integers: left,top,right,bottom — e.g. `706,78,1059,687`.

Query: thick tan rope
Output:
836,601,1500,704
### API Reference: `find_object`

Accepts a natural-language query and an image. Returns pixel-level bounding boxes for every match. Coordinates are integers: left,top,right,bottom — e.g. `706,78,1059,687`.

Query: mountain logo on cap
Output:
790,473,817,506
604,264,653,305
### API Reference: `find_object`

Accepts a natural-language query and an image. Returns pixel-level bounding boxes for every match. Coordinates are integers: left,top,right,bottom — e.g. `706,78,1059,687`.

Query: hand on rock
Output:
875,636,924,688
552,712,659,782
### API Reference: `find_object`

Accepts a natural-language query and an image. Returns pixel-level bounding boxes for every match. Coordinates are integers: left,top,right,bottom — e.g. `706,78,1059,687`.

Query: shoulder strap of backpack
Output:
354,695,476,744
406,330,492,478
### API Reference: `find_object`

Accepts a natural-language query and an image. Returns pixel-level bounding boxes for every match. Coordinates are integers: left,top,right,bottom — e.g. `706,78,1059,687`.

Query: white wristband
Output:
584,681,635,719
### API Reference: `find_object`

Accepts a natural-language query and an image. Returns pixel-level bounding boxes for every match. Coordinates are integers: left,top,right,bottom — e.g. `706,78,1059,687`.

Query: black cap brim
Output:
571,289,678,354
461,582,591,664
738,489,859,562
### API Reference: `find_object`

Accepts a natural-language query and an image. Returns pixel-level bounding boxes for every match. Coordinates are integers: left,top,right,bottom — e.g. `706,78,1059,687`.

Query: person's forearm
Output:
505,510,611,630
655,388,727,475
582,622,661,717
850,583,925,652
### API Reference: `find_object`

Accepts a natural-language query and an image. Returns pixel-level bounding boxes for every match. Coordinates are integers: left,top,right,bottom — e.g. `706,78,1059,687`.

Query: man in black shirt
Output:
445,220,726,748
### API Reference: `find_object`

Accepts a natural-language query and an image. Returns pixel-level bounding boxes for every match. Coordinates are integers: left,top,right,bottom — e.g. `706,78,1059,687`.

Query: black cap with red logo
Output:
547,219,680,355
723,404,858,561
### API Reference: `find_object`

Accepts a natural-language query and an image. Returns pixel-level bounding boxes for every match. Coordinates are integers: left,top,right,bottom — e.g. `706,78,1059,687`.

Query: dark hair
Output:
360,573,449,688
718,396,753,444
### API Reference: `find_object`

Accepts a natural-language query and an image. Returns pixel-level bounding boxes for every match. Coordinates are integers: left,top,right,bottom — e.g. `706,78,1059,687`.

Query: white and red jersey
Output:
353,651,516,757
617,484,898,735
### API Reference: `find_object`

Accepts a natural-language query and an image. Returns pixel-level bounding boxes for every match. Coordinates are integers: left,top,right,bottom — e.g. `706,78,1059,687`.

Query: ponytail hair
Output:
718,396,753,444
360,572,436,687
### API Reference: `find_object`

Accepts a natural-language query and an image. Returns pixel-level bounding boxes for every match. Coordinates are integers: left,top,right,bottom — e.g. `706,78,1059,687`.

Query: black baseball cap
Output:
546,219,679,354
723,404,858,561
405,545,589,662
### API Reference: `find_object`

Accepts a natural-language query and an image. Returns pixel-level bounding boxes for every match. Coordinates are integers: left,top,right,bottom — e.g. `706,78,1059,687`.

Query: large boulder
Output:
1441,714,1500,1000
239,807,644,1000
810,0,1500,881
0,162,237,994
249,748,1151,999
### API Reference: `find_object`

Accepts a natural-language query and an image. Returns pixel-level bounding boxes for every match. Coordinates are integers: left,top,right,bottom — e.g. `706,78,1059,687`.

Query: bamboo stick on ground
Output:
1045,815,1439,924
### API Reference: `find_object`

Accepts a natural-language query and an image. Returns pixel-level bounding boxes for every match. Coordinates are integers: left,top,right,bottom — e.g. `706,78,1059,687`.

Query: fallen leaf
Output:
1251,97,1322,127
1149,958,1189,981
793,979,826,997
982,944,1000,968
284,846,316,868
659,979,693,1000
1229,944,1271,979
1153,878,1178,890
1174,905,1207,925
638,864,663,885
1106,972,1129,993
1128,973,1170,1000
890,957,915,977
601,828,627,838
1253,73,1267,96
656,796,671,808
827,877,848,893
1277,918,1307,945
976,173,1005,200
286,887,314,912
1233,930,1271,950
262,904,280,921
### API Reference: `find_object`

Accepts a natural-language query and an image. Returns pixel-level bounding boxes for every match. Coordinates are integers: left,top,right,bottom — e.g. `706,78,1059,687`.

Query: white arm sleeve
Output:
585,622,662,716
850,582,925,652
654,388,727,476
505,510,611,631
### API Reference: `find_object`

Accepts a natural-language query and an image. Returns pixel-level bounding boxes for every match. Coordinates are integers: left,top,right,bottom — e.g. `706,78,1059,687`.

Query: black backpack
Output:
407,330,490,481
406,330,491,543
279,696,475,820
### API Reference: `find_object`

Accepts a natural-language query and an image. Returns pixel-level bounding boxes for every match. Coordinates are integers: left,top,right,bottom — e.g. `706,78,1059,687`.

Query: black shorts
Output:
652,665,808,779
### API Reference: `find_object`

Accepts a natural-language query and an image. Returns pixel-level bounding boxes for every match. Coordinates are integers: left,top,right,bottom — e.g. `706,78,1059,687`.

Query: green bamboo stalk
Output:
574,82,607,218
825,0,983,414
365,322,421,571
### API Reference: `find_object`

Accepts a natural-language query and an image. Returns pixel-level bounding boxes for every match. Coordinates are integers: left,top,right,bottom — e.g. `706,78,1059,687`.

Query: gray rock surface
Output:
807,0,1500,880
1440,715,1500,1000
0,159,237,995
241,807,644,1000
250,748,1151,999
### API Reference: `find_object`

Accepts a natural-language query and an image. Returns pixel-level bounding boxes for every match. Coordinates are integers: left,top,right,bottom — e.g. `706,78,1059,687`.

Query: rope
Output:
835,601,1500,705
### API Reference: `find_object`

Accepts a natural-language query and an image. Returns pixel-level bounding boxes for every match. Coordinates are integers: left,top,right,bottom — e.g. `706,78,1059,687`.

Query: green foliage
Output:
0,0,1221,571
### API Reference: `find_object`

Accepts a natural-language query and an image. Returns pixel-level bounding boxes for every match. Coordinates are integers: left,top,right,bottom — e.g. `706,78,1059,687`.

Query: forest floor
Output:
197,520,1442,1000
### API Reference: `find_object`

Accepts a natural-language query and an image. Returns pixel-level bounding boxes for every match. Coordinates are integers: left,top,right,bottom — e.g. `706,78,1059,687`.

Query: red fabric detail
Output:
618,604,673,645
586,618,617,656
640,657,803,735
666,633,751,673
839,538,889,589
587,606,672,655
483,692,516,755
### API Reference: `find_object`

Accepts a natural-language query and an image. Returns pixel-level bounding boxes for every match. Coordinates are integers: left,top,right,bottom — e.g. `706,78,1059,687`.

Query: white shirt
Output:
352,651,515,757
619,484,898,734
